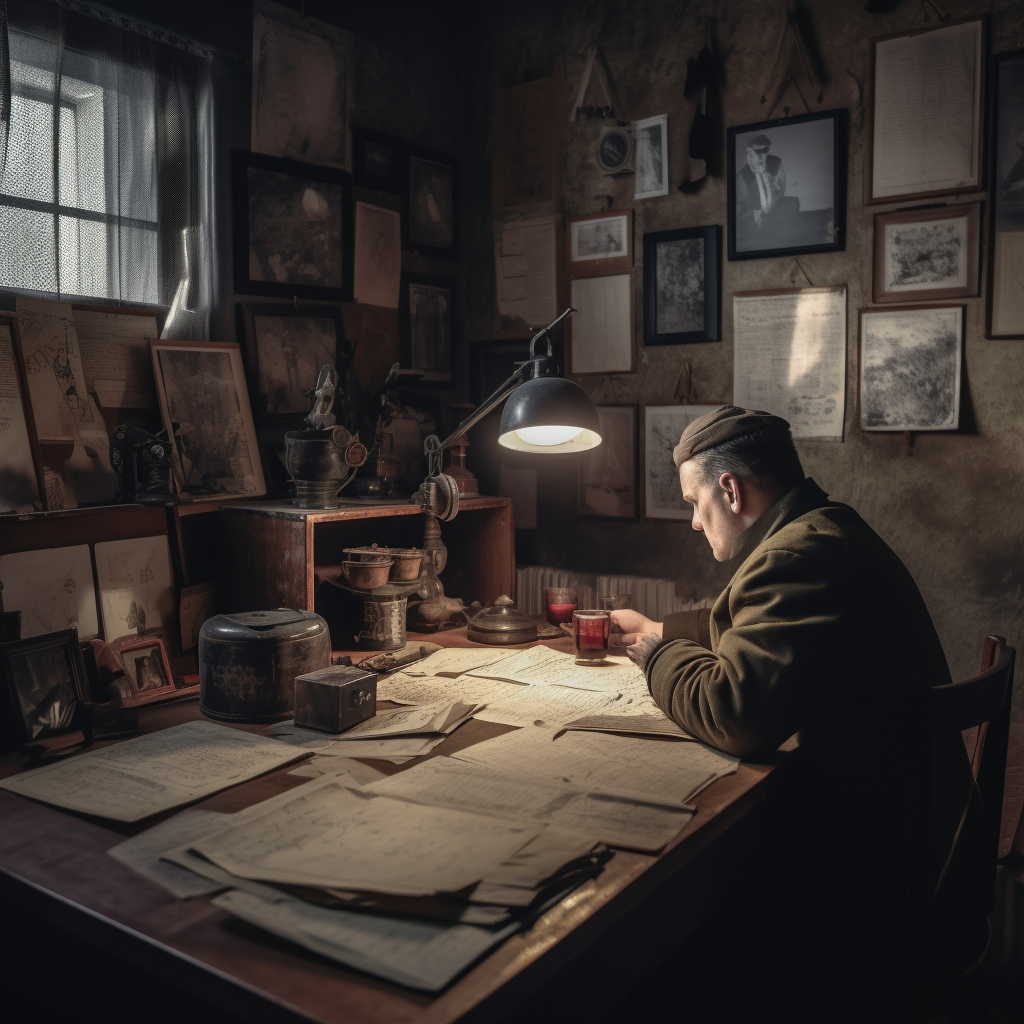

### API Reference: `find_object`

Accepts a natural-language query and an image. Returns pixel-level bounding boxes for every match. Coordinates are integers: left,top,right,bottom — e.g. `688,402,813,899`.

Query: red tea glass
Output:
545,587,578,627
572,609,610,665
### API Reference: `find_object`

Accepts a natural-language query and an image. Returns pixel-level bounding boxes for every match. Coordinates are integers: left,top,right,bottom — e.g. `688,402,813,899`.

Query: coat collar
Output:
727,477,830,563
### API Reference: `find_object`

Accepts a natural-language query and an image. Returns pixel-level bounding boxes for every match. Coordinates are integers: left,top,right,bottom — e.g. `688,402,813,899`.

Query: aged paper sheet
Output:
353,202,401,309
72,309,159,409
733,288,847,440
467,646,642,693
473,686,620,728
569,273,633,373
93,535,174,640
0,544,99,639
494,218,557,328
402,648,509,677
0,325,41,512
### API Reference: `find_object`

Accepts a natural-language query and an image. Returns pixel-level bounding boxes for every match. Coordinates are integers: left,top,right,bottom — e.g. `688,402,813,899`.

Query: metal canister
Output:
199,609,331,722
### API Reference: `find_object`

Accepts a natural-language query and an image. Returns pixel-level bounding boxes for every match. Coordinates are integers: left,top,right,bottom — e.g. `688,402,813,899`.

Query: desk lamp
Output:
411,307,602,625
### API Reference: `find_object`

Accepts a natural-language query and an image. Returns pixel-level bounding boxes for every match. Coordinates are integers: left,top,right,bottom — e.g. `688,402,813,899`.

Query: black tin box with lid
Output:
293,664,377,734
199,609,331,723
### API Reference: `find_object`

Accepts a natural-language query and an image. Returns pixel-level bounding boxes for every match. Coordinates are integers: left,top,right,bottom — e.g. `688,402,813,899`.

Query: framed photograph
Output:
867,17,985,204
400,275,455,386
644,405,721,521
728,109,846,260
468,339,533,405
988,49,1024,338
566,210,633,277
568,272,635,375
873,204,980,304
150,341,267,502
859,305,964,432
578,405,639,520
231,149,353,301
0,628,89,748
643,225,721,345
633,114,669,200
114,636,176,706
403,146,457,257
352,127,402,193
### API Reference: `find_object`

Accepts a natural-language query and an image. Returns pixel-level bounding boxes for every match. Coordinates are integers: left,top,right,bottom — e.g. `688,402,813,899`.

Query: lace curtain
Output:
0,0,214,338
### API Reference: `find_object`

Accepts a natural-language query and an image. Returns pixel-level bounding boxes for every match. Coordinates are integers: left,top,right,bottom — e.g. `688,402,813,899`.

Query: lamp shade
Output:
498,376,602,453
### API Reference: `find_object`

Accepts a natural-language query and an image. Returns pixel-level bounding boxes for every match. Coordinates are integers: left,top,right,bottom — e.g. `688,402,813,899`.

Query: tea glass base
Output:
575,655,607,665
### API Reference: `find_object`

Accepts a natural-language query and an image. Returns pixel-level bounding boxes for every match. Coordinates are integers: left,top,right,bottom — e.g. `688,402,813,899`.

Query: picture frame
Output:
727,109,847,261
578,405,639,521
566,209,633,277
94,535,175,642
400,274,456,386
859,305,964,432
643,405,721,521
988,48,1024,339
113,635,176,706
866,17,985,205
633,114,669,199
568,271,635,375
150,340,267,502
403,145,457,258
0,545,99,640
231,149,353,301
643,225,721,345
873,204,980,304
351,127,403,193
468,339,533,405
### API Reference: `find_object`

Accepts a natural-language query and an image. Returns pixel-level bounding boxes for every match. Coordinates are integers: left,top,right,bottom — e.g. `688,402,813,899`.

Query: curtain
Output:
0,0,214,339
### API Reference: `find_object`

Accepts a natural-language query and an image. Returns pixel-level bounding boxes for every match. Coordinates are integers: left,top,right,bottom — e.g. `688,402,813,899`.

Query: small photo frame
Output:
568,272,635,375
400,274,456,386
643,225,721,345
566,209,633,277
643,405,721,521
114,636,176,705
633,114,669,199
351,127,403,193
728,109,846,261
578,405,639,520
231,149,354,301
873,204,980,304
404,146,457,257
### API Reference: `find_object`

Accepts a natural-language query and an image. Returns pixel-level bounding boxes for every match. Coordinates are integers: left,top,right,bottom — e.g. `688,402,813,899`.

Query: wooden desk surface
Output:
0,629,782,1024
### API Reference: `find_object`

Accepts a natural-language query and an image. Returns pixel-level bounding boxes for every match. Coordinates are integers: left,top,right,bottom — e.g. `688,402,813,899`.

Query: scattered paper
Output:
467,647,639,693
565,714,692,739
341,701,477,739
269,721,446,760
402,648,510,678
376,672,522,707
286,756,387,785
473,686,621,728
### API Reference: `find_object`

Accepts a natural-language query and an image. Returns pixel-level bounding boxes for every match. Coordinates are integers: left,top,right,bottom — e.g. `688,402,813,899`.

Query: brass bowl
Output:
341,558,393,590
343,545,386,562
384,548,423,581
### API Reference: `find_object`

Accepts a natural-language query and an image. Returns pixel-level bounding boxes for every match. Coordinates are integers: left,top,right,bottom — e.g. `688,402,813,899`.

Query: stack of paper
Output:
341,700,478,738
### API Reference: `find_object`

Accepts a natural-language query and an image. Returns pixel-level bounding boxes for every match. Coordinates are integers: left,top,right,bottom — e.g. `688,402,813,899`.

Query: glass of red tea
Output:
544,587,578,627
571,609,610,665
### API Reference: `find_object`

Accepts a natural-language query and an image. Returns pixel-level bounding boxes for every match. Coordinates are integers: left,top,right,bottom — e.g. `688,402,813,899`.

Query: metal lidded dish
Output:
465,595,538,645
341,557,393,590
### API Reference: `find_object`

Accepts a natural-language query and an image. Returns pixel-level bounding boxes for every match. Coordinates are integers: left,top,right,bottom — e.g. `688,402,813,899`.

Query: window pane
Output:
59,74,106,215
0,206,56,292
58,215,108,299
1,94,54,203
115,223,158,304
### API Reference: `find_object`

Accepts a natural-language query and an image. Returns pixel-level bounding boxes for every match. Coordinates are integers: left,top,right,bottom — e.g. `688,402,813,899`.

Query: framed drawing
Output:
643,225,721,345
400,274,455,386
93,536,175,642
566,209,633,277
403,146,457,258
150,341,267,502
643,405,720,521
0,545,99,640
873,204,979,304
859,305,964,432
867,17,985,204
568,272,635,375
988,49,1024,338
728,109,846,261
578,405,639,520
114,636,176,706
231,149,353,301
633,115,669,199
351,127,403,193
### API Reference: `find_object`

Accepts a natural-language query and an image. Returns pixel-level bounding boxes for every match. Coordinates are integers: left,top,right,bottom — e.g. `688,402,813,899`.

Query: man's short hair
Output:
687,427,805,496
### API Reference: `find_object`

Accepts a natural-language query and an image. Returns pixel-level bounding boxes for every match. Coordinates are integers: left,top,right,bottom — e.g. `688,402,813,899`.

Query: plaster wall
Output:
463,0,1024,680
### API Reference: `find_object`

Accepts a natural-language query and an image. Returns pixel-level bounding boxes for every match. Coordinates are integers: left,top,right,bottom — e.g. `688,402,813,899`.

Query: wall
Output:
462,0,1024,679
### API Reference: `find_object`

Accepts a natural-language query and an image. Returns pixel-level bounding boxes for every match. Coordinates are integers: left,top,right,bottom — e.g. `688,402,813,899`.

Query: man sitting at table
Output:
611,405,986,1017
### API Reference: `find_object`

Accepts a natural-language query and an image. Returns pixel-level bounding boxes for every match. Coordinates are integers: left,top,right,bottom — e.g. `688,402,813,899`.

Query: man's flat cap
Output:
672,405,791,467
749,134,772,150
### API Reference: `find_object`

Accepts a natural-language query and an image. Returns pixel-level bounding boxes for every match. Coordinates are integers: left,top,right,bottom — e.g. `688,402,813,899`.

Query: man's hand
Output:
626,632,662,672
609,610,663,648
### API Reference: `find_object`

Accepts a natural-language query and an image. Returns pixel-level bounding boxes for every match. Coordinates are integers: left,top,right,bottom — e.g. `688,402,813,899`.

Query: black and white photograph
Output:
874,205,979,303
633,115,669,199
231,150,353,301
860,305,963,432
644,404,720,520
352,127,402,193
119,637,175,701
728,110,846,260
404,147,457,257
578,405,638,520
402,275,454,385
643,226,721,345
567,211,632,277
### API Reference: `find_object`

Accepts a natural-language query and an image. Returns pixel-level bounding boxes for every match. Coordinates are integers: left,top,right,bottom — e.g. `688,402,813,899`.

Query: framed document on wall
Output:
643,225,721,345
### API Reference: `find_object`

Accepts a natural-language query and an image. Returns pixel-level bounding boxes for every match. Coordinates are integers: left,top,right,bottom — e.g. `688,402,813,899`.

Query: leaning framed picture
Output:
643,225,721,345
150,341,267,502
231,149,353,301
400,274,456,386
351,127,403,193
727,109,846,261
114,635,176,706
578,405,639,520
643,404,720,521
566,209,633,277
859,305,964,432
873,204,980,304
403,146,457,257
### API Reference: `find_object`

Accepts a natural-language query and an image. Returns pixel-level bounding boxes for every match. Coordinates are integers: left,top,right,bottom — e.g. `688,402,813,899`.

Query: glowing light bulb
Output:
515,425,584,446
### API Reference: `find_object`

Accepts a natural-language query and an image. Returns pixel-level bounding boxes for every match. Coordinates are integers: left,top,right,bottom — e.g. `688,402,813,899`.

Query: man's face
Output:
746,146,768,172
679,461,745,562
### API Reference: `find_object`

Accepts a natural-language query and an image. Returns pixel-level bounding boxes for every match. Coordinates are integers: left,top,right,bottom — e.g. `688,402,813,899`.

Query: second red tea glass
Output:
544,587,578,626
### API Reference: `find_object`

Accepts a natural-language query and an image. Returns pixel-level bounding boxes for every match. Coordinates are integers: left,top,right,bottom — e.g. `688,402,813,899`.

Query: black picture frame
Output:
577,404,639,521
402,145,458,258
399,273,456,388
351,127,403,193
727,109,847,261
643,225,721,345
231,149,354,301
468,339,533,406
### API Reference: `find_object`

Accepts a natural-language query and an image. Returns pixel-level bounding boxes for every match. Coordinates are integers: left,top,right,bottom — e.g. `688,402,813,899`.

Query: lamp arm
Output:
529,306,575,359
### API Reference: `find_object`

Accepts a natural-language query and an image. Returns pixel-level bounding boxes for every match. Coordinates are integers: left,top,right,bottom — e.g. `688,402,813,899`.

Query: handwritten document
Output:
0,325,41,513
401,648,509,677
733,288,847,440
569,272,633,374
340,700,477,739
467,646,642,693
0,545,99,639
495,218,557,328
376,671,522,706
474,685,620,728
72,308,159,409
0,722,307,821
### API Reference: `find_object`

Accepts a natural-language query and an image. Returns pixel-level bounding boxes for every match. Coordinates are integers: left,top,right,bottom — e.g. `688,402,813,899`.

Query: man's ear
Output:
718,472,743,514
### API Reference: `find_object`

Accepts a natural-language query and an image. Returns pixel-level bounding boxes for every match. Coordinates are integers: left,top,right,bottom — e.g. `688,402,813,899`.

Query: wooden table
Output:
0,629,786,1024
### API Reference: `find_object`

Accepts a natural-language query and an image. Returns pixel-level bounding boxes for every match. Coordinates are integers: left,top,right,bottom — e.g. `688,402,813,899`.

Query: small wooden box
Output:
293,665,377,734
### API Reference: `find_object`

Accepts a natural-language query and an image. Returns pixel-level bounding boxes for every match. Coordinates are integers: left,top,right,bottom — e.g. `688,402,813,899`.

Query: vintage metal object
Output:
465,595,538,645
110,423,178,505
293,664,377,734
285,426,368,510
343,545,422,581
199,609,330,723
357,642,442,674
341,557,393,589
